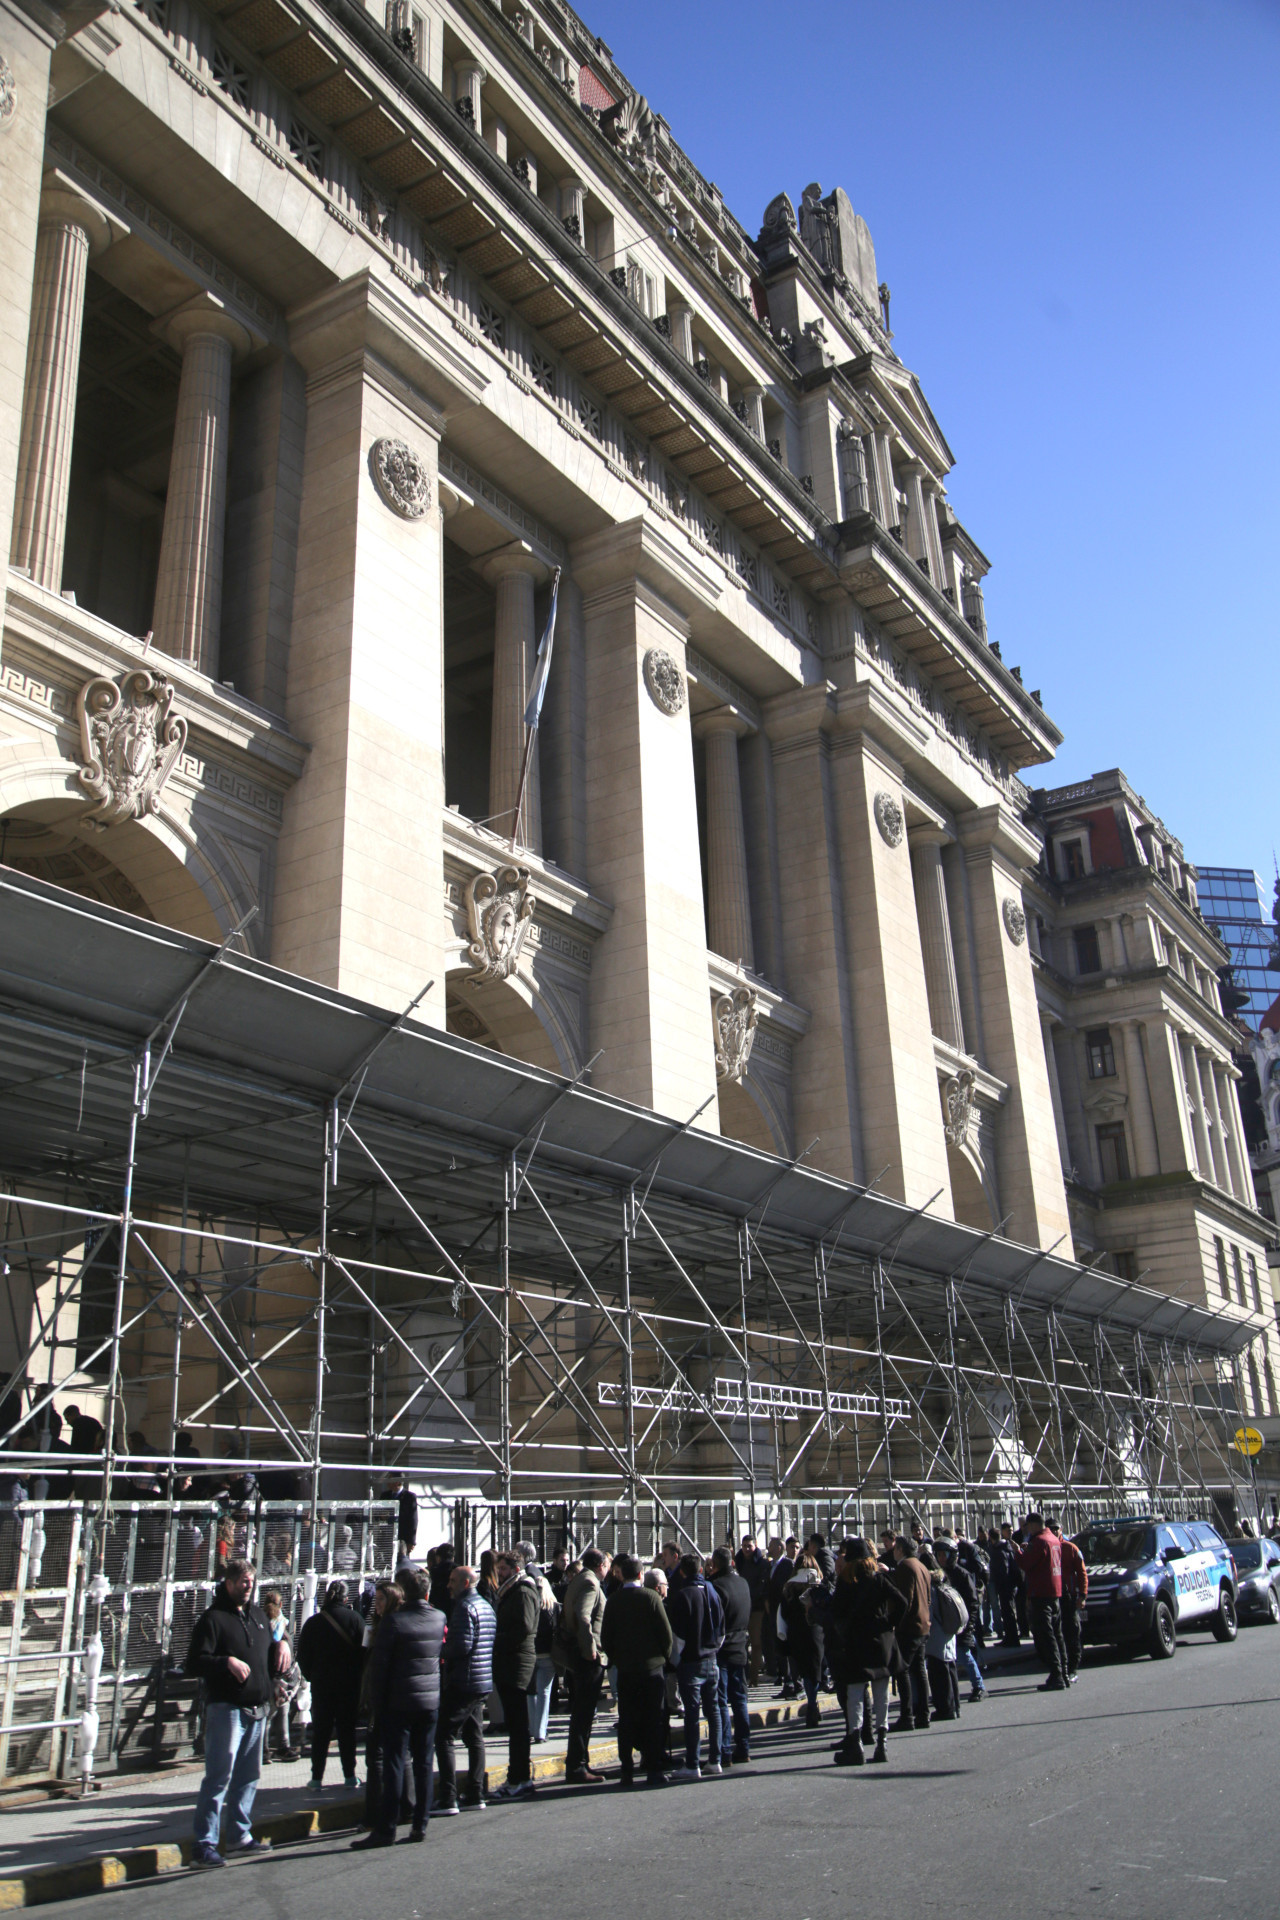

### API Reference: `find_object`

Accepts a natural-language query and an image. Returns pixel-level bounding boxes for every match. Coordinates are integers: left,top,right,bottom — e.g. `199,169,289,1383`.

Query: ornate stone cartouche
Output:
74,669,188,826
464,864,535,980
642,647,685,716
714,985,759,1083
369,436,431,519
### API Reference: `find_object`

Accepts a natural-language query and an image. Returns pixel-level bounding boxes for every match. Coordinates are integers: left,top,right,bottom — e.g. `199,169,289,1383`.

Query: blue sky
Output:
584,0,1279,885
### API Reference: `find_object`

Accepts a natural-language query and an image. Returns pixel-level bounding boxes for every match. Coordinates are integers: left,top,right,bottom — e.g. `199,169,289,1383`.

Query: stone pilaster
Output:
1219,1064,1252,1202
830,714,951,1213
1180,1037,1214,1181
1117,1018,1160,1177
909,827,965,1052
1039,1011,1072,1172
1143,1020,1200,1176
151,296,251,674
10,174,118,590
482,542,548,852
957,805,1073,1251
1195,1049,1231,1191
572,519,719,1123
765,685,862,1181
695,707,754,969
271,279,447,1016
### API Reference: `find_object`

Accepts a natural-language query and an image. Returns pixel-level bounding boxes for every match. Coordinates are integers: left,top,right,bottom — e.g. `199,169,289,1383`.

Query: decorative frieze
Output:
74,669,187,825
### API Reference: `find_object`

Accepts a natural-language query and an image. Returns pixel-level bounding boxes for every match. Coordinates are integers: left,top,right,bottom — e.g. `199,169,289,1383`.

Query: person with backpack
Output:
926,1563,964,1720
666,1551,725,1779
933,1533,986,1701
828,1538,909,1766
296,1579,365,1791
888,1537,933,1731
512,1541,559,1743
1048,1519,1087,1682
779,1551,825,1730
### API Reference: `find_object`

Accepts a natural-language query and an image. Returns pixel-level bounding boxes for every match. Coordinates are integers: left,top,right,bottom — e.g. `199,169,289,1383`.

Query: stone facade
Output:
1027,769,1280,1483
2,0,1089,1255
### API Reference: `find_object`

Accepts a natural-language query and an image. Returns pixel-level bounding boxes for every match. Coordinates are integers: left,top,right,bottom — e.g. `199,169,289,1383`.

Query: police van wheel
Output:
1211,1585,1238,1643
1148,1599,1176,1660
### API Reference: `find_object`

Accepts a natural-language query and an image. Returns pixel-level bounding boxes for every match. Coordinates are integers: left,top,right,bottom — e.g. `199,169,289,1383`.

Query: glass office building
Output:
1198,867,1278,1032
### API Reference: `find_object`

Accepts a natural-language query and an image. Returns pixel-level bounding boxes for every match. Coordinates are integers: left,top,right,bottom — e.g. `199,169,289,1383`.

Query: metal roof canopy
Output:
0,869,1258,1358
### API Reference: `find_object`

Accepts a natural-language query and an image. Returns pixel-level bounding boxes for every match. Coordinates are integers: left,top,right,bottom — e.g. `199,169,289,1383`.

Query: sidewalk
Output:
0,1683,830,1906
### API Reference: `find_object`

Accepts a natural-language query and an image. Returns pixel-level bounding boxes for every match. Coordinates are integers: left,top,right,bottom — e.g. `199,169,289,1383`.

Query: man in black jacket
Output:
768,1542,797,1697
666,1553,723,1780
186,1559,289,1869
296,1580,364,1790
734,1536,768,1684
601,1551,673,1785
352,1564,445,1848
387,1475,418,1559
711,1547,752,1766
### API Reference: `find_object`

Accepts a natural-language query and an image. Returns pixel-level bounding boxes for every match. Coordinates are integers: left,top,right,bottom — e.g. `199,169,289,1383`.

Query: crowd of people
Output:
181,1507,1098,1866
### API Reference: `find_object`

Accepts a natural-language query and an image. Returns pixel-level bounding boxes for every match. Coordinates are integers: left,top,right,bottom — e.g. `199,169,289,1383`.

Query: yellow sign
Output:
1234,1427,1264,1457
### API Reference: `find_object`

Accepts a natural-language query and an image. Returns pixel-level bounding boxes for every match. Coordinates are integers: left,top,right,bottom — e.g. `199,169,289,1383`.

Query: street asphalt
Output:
46,1627,1280,1920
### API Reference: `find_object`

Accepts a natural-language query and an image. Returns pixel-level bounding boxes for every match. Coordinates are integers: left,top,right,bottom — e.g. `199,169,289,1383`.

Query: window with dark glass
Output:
1095,1122,1130,1184
1062,839,1086,881
1085,1028,1116,1079
1214,1236,1228,1295
1074,925,1102,974
1111,1250,1138,1281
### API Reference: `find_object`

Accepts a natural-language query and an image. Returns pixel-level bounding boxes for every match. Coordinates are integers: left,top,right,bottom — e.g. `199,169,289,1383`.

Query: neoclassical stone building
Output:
1,0,1083,1256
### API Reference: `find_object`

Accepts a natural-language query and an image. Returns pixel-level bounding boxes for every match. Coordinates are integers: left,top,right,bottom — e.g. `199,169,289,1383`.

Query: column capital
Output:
480,539,550,589
693,703,752,741
37,168,124,256
907,822,951,852
154,292,257,358
455,60,487,82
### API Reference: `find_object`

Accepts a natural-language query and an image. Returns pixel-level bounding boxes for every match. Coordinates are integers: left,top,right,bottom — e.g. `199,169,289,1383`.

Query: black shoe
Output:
645,1773,671,1787
731,1749,750,1766
861,1728,875,1747
618,1772,635,1788
914,1717,932,1731
435,1799,460,1817
1038,1678,1067,1692
406,1829,426,1843
892,1719,914,1734
350,1832,394,1850
871,1733,888,1764
834,1742,865,1766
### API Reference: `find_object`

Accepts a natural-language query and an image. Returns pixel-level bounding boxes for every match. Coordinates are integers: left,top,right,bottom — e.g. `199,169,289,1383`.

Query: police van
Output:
1075,1517,1239,1659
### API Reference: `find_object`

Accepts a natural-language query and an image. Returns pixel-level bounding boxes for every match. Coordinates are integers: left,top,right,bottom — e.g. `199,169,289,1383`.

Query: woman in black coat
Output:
297,1579,365,1789
828,1539,908,1766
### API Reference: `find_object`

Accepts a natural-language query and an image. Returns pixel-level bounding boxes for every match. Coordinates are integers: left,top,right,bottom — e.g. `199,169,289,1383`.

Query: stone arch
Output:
718,1073,786,1155
0,758,248,944
445,966,579,1075
946,1138,1000,1232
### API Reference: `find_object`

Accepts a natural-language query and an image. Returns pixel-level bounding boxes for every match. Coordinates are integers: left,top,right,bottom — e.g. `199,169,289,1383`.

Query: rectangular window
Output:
1085,1028,1116,1079
1112,1250,1138,1281
1232,1245,1246,1308
1248,1253,1263,1313
1062,839,1086,881
1214,1236,1228,1297
1096,1122,1130,1184
1073,925,1102,974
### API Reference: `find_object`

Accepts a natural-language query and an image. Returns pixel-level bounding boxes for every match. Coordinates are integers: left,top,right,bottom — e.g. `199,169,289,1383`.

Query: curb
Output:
0,1699,840,1908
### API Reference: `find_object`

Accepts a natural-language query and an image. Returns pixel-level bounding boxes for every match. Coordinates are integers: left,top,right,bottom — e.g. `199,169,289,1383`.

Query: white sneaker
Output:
669,1766,701,1782
703,1761,723,1776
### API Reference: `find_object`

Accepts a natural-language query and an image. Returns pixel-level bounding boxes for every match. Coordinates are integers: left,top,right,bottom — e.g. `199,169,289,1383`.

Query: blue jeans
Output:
676,1656,721,1770
956,1644,984,1693
530,1656,554,1741
716,1661,750,1761
194,1702,265,1852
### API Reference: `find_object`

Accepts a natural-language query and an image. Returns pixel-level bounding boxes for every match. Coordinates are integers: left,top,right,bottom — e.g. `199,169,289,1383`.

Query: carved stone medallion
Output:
369,436,431,518
713,985,759,1083
942,1068,978,1149
643,648,686,716
1002,896,1027,946
0,57,15,131
74,670,188,826
873,790,904,848
464,864,535,980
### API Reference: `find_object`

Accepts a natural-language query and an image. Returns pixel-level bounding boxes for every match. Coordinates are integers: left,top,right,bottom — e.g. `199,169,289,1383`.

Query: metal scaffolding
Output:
0,868,1266,1784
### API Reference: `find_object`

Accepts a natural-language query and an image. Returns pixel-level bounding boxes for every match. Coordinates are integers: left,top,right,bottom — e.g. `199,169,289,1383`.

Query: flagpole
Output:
510,564,561,852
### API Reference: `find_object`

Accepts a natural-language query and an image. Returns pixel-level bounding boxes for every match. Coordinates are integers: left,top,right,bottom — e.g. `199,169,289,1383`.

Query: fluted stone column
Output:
837,421,869,517
11,174,117,588
909,827,965,1052
742,385,765,441
151,296,250,674
1218,1064,1252,1202
455,60,486,133
902,463,931,576
695,707,753,968
1118,1019,1160,1177
484,542,548,851
668,300,694,363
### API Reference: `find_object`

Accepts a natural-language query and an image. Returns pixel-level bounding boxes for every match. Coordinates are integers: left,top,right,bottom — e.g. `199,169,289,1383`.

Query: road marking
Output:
1185,1876,1227,1884
1027,1802,1079,1827
1116,1864,1151,1870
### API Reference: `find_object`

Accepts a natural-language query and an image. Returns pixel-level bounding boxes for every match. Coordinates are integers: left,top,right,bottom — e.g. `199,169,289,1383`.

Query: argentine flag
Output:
523,565,562,731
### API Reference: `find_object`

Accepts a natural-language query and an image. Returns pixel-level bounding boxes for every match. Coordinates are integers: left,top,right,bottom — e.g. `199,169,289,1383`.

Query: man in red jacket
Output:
1049,1520,1088,1682
1015,1514,1069,1691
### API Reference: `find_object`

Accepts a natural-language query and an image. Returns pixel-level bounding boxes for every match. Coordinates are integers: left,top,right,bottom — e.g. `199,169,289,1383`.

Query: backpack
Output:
934,1579,968,1639
535,1595,560,1657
